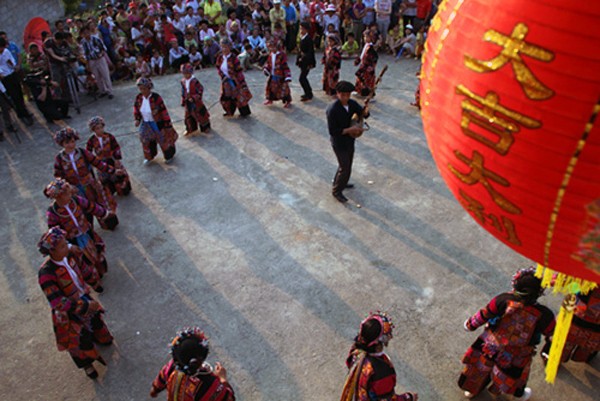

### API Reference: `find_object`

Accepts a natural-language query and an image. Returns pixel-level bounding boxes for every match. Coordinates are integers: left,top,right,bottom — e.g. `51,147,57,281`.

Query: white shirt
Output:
270,52,278,76
141,95,154,122
403,0,417,17
52,256,86,296
64,203,83,233
199,28,216,42
185,76,193,93
173,3,187,15
220,54,230,78
360,42,372,61
151,56,164,68
68,152,80,176
0,48,16,76
173,18,187,33
189,52,203,63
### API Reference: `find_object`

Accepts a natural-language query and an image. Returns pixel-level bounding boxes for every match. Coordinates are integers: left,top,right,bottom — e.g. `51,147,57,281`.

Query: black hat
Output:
335,81,355,93
300,21,311,30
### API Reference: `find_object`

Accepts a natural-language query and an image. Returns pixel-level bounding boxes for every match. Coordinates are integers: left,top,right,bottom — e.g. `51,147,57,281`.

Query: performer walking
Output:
150,327,236,401
38,227,113,379
297,22,316,101
326,81,368,203
44,179,114,280
133,77,179,164
86,116,132,198
53,127,119,230
216,38,252,117
458,267,555,400
322,35,342,97
341,311,419,401
263,40,293,108
354,30,378,97
551,287,599,364
180,63,211,135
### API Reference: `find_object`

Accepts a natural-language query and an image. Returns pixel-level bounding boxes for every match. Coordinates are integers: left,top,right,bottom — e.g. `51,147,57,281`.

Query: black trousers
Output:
332,144,354,195
299,67,313,98
1,72,29,118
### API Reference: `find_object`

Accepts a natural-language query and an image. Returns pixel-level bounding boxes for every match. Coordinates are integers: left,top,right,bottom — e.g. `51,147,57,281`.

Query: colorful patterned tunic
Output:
342,347,416,401
562,288,600,362
181,76,211,133
216,53,253,116
354,43,378,96
54,148,116,210
133,92,179,161
263,51,292,104
47,195,109,277
322,45,342,96
152,359,236,401
38,254,112,368
458,293,555,397
86,132,131,197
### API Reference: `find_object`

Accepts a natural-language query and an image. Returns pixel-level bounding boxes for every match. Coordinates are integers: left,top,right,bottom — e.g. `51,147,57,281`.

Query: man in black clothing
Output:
296,22,316,101
326,81,368,203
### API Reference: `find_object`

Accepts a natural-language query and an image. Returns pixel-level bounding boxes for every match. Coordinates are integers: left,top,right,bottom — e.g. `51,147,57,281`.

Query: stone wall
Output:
0,0,64,49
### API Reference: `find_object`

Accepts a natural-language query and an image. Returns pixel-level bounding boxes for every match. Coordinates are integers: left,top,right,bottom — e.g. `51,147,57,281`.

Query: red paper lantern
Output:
420,0,600,283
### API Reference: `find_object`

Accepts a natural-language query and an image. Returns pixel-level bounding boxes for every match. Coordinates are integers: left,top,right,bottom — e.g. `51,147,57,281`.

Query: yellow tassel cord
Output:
534,264,598,383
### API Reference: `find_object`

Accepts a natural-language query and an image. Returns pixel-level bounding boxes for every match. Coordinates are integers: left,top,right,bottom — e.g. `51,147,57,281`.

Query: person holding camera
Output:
80,26,113,99
0,37,33,126
25,72,70,123
43,31,74,102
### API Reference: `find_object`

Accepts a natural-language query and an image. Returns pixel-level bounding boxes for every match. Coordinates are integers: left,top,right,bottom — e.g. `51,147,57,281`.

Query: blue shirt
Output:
7,41,20,63
284,5,298,23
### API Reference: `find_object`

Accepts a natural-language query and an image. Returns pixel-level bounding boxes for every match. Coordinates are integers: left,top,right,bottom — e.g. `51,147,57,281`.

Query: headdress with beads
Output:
43,178,70,199
180,63,194,74
170,327,210,376
136,76,153,89
88,116,105,131
511,267,544,302
38,226,67,255
54,127,80,146
358,311,394,347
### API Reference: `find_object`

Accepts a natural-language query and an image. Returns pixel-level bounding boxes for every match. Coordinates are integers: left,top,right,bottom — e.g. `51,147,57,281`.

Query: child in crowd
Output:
135,54,151,78
188,45,203,69
151,49,165,75
341,32,359,58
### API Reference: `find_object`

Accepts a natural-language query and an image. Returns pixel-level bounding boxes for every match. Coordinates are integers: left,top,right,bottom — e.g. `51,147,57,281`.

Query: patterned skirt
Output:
265,76,291,102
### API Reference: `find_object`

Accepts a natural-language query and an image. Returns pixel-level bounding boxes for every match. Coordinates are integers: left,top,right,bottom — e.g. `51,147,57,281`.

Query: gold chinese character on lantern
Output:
449,150,522,215
459,190,522,245
464,23,555,100
456,85,541,155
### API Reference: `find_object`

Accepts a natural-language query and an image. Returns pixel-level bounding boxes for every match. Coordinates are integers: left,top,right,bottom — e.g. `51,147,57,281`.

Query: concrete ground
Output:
0,55,598,401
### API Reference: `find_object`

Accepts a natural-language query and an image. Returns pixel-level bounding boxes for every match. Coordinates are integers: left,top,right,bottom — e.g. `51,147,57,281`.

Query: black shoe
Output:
345,183,354,189
333,192,348,203
84,365,98,379
63,115,72,119
0,132,4,141
99,93,107,98
108,94,114,99
95,285,104,294
23,116,33,126
7,124,17,133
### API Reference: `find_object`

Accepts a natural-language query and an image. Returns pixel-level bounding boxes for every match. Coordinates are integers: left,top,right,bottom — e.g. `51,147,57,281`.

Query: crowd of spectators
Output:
0,0,436,137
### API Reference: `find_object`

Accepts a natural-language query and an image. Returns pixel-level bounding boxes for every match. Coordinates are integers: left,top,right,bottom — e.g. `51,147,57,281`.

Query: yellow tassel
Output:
534,265,598,383
545,294,576,383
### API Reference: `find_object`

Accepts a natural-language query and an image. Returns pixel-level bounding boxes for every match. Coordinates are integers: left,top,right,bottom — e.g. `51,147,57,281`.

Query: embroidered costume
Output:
151,328,236,401
216,51,252,117
53,128,117,228
458,268,555,399
322,39,342,96
263,50,292,106
37,228,112,376
180,64,211,134
134,78,178,162
341,312,418,401
45,179,111,278
354,41,378,97
561,288,600,363
86,116,131,200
